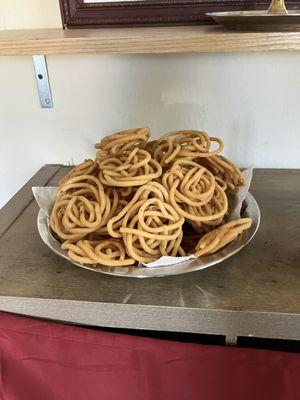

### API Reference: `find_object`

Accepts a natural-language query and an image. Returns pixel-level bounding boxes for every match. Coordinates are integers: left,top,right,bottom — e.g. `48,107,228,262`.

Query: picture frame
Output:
59,0,300,27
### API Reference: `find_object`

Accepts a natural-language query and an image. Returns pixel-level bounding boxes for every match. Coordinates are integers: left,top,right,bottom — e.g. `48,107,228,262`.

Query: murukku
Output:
193,218,252,257
50,195,104,241
161,160,228,223
57,174,106,203
50,175,111,241
153,130,224,167
62,239,135,266
199,155,245,192
58,159,98,187
98,148,162,187
184,183,228,230
50,127,251,267
96,187,129,235
95,127,150,159
107,182,184,263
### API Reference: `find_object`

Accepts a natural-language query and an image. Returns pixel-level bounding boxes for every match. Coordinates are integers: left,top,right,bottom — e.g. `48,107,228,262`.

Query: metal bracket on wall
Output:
32,55,53,109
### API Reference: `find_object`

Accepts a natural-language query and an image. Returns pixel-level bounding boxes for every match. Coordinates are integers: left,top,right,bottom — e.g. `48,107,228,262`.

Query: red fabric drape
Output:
0,312,299,400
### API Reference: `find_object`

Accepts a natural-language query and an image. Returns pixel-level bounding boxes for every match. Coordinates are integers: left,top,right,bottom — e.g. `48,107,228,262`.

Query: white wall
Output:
0,1,300,207
0,0,61,30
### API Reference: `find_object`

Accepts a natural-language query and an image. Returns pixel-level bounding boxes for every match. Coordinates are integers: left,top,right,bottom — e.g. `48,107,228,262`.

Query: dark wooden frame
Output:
60,0,300,27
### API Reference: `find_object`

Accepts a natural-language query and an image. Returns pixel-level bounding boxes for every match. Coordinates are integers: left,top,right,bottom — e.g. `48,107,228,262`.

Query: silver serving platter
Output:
207,10,300,31
37,192,260,278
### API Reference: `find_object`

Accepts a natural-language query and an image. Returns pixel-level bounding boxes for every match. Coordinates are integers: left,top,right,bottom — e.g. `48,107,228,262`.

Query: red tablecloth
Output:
0,312,299,400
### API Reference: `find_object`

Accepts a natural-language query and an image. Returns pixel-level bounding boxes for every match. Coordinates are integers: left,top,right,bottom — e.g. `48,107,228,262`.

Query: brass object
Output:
207,0,300,31
268,0,287,14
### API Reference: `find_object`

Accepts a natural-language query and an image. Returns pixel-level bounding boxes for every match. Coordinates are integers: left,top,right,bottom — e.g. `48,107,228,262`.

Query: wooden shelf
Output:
1,26,300,55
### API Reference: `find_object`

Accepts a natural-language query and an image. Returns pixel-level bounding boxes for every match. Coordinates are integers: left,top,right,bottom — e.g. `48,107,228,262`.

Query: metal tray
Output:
37,192,260,278
207,10,300,31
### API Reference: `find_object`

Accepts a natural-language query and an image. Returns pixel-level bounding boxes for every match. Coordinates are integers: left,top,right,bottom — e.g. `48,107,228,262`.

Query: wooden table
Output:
0,166,299,341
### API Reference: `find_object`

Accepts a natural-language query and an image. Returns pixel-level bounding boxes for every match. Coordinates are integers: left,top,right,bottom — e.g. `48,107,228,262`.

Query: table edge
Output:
1,297,299,341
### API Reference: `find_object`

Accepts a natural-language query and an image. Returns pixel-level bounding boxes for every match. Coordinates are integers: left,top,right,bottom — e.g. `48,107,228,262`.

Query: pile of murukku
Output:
50,127,252,267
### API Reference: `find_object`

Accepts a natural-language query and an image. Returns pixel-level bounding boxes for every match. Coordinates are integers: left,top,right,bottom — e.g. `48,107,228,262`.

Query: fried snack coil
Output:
49,127,251,267
50,195,104,241
107,182,184,263
162,160,228,224
58,159,98,187
199,155,245,192
57,175,112,226
98,148,162,187
95,127,150,159
108,181,172,237
96,188,129,235
154,130,224,166
57,174,106,202
118,186,136,199
51,175,111,241
184,182,228,229
62,239,135,266
193,218,252,257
